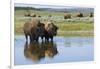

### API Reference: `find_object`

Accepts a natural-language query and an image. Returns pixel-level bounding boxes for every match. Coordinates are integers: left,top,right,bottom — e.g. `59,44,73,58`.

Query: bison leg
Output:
45,37,49,42
36,38,38,42
35,37,39,42
47,38,49,42
41,36,44,41
50,36,53,42
29,35,34,42
25,34,28,41
29,36,32,42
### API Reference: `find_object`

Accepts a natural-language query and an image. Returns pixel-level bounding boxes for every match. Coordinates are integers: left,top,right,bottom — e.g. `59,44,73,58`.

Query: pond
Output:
14,36,94,65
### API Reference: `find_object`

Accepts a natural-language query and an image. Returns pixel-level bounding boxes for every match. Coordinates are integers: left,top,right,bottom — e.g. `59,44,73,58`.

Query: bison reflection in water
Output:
24,41,58,62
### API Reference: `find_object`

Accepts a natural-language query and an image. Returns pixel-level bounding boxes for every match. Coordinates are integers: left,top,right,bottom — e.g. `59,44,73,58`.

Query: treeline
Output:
14,7,58,11
14,7,41,11
15,7,94,13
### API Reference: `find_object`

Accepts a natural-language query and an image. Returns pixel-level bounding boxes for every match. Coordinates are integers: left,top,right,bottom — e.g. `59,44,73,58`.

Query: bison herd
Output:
23,12,93,42
23,17,58,42
25,12,93,20
63,12,93,19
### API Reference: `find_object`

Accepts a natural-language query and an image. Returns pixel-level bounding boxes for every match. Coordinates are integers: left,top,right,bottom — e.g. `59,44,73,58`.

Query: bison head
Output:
45,22,58,36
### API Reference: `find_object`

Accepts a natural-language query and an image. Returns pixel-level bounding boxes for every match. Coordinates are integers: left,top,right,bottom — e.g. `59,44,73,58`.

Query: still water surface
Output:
14,36,94,65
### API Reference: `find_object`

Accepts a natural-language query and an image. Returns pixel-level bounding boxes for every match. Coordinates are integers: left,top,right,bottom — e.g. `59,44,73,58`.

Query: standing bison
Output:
43,21,59,41
23,18,45,42
23,18,58,42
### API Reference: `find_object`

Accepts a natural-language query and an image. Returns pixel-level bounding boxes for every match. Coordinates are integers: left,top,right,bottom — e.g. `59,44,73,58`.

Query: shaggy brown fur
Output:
23,18,45,42
44,21,58,41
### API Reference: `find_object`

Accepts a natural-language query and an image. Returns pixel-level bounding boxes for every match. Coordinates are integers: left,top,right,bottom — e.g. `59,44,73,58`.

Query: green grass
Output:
14,9,94,36
15,21,94,36
56,22,94,31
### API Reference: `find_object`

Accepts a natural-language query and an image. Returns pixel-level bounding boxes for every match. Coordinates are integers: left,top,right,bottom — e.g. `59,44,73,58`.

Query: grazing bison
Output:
43,21,59,41
30,13,36,17
76,12,83,17
24,10,31,17
64,13,71,19
23,18,45,42
38,15,41,18
25,13,30,17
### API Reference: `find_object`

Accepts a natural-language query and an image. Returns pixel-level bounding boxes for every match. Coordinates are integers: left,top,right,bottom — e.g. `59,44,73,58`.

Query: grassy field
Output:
14,10,94,36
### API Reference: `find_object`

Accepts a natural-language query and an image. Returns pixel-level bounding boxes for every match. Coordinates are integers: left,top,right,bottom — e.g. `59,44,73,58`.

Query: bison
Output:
25,13,30,17
23,18,45,42
76,12,83,17
64,13,71,19
30,13,36,17
43,21,59,41
24,10,31,17
33,20,59,42
38,15,41,18
23,17,58,42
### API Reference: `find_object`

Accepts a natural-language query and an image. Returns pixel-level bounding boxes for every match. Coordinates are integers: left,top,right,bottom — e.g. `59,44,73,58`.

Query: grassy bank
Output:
15,22,94,36
14,10,94,36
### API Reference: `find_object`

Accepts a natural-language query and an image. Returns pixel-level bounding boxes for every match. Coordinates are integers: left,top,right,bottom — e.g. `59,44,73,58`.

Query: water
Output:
14,36,94,65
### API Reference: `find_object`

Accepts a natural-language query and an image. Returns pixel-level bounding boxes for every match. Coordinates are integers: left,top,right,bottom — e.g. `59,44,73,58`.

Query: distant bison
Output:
76,12,83,17
25,13,30,17
64,13,71,19
38,15,41,18
30,13,36,17
25,13,36,17
23,18,45,42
